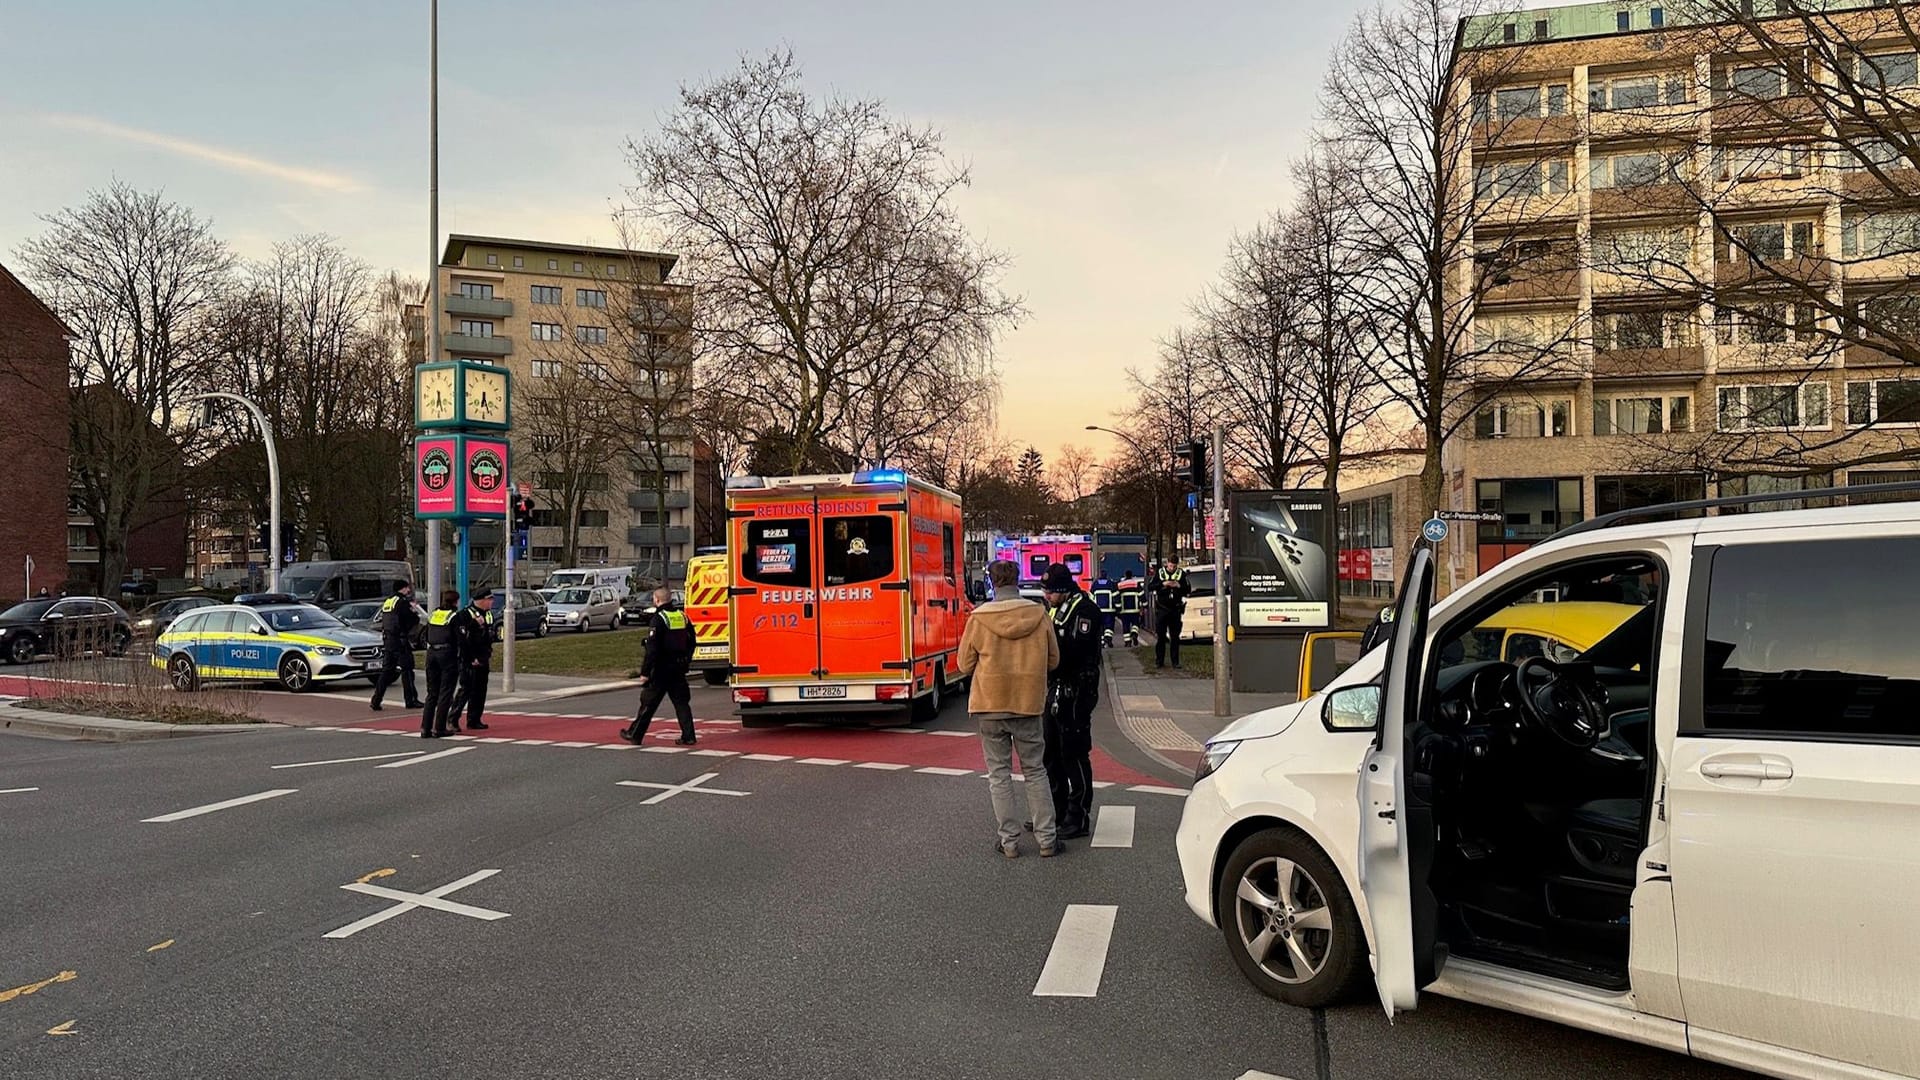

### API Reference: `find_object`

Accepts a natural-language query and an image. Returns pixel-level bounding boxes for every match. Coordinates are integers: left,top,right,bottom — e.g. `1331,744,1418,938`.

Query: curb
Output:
0,703,283,743
492,678,643,706
1099,656,1195,784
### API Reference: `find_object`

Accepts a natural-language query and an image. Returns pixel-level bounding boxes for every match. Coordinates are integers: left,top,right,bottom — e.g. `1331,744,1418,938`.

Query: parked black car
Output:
0,597,135,665
620,588,683,625
131,595,220,640
328,599,388,632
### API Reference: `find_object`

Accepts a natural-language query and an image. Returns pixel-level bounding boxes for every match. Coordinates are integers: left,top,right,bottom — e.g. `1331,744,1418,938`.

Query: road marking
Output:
272,751,424,770
475,737,515,744
553,741,597,748
1128,784,1189,797
1033,905,1118,997
324,868,509,940
1091,806,1136,849
853,761,910,771
925,730,974,737
0,970,76,1003
796,757,850,766
640,745,688,754
146,940,174,952
1237,1072,1296,1080
690,748,739,757
444,734,477,741
511,739,553,745
595,744,637,751
917,766,973,776
143,789,296,823
304,726,343,731
1091,781,1117,789
742,753,791,762
0,787,39,795
616,772,752,805
355,868,397,884
375,746,473,768
46,1020,76,1036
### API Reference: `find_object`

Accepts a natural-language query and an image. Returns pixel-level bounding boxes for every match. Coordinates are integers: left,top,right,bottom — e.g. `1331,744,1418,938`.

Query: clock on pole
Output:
414,358,513,602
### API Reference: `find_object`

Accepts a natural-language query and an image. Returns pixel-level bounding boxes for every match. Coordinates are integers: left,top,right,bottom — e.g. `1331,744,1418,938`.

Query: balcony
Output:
1593,346,1706,380
637,454,694,473
1846,342,1914,371
443,333,511,357
1714,254,1831,289
1467,348,1583,385
1473,114,1579,152
627,525,692,546
446,294,514,318
1591,182,1696,220
628,490,692,510
1479,259,1579,306
1589,105,1697,143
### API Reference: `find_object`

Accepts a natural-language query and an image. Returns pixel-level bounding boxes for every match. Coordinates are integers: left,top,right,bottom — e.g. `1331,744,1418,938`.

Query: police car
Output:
150,594,386,692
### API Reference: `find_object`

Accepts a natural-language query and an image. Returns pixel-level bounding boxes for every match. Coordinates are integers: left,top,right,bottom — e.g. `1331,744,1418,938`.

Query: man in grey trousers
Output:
956,560,1064,858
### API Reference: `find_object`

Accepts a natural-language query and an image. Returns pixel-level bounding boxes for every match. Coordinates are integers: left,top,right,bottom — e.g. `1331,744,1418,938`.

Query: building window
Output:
1475,478,1584,545
485,253,498,265
606,264,619,275
1595,473,1704,518
1721,65,1786,101
1722,219,1817,262
1616,10,1630,31
530,508,561,528
1502,22,1516,42
1594,309,1695,351
530,434,562,453
531,322,563,341
1714,143,1810,182
1475,312,1574,353
513,256,524,268
633,469,685,490
1849,293,1920,341
578,509,609,528
1714,301,1818,345
573,261,585,273
1718,472,1835,513
1839,136,1910,173
578,326,608,345
1846,379,1920,426
537,471,610,491
1475,158,1571,200
580,360,609,381
1650,7,1664,28
577,288,607,309
531,284,562,304
1845,469,1920,504
637,545,665,565
1593,394,1692,435
1592,226,1691,272
1842,210,1920,258
1336,493,1397,600
1590,150,1683,189
457,320,494,338
529,546,560,562
1476,82,1571,123
459,281,494,299
1853,50,1920,90
1589,72,1688,111
531,359,562,379
577,546,610,562
1717,382,1830,430
1475,399,1573,438
635,510,665,526
1533,18,1548,40
548,259,559,270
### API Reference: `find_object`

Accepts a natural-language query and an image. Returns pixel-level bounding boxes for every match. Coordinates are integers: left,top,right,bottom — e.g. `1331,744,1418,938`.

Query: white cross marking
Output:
323,869,509,939
614,771,751,805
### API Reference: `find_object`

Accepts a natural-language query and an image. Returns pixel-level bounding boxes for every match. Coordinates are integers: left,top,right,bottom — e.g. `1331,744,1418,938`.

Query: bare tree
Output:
625,51,1021,474
1191,222,1318,489
15,183,234,590
1050,443,1099,502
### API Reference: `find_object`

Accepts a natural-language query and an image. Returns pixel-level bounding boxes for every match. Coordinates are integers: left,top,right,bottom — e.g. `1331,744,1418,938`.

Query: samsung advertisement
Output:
1231,490,1333,633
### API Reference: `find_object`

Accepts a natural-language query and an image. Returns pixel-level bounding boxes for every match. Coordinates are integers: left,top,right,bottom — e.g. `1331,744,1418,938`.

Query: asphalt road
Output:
0,723,1750,1080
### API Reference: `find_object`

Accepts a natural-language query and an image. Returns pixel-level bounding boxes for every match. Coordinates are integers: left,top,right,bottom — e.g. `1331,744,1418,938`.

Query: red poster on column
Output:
415,437,459,517
464,438,510,518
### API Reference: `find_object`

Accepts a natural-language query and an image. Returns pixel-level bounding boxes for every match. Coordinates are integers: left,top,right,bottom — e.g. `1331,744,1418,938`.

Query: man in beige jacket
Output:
957,559,1063,858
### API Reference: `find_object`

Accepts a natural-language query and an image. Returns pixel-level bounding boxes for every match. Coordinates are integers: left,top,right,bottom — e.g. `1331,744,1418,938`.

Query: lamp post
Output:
1084,425,1163,562
194,392,282,593
423,0,444,601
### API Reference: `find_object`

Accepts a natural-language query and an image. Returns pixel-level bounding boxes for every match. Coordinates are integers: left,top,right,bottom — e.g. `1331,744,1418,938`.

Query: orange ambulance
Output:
726,469,969,724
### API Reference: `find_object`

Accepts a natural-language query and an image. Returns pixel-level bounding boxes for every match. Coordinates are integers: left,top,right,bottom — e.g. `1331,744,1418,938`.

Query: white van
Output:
541,566,635,601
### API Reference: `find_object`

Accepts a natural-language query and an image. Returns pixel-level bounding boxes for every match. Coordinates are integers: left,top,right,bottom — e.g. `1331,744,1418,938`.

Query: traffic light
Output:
1172,440,1207,489
511,493,536,532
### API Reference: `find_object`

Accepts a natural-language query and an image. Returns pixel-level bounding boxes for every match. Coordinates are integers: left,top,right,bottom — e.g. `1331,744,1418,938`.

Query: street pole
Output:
503,486,516,694
194,392,282,593
423,0,443,601
1211,422,1229,717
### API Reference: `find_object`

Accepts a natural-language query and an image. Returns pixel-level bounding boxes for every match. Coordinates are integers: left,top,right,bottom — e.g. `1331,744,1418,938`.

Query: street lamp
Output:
1084,424,1164,562
194,392,282,593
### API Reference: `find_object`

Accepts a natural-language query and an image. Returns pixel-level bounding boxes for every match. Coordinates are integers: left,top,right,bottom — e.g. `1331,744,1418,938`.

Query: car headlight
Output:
135,618,155,628
1195,740,1240,783
315,645,346,656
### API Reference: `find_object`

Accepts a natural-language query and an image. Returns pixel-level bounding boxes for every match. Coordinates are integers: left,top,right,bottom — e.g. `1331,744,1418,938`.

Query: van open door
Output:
1296,631,1363,699
1356,547,1437,1018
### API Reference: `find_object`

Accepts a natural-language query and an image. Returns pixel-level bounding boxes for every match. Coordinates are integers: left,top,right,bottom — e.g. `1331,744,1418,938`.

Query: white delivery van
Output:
541,566,636,601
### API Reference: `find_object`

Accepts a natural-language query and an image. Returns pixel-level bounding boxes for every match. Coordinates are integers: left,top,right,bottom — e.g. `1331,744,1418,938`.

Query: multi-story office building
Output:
417,235,702,586
1446,0,1920,579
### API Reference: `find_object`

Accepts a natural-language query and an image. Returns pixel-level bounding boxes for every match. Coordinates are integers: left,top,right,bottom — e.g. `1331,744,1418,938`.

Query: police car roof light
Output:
234,593,298,606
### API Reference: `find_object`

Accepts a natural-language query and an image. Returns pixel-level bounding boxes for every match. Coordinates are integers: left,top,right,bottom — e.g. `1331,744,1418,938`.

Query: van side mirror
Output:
1322,684,1382,732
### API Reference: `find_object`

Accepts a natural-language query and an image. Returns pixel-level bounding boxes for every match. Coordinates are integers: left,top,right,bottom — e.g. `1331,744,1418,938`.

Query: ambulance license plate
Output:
800,685,847,700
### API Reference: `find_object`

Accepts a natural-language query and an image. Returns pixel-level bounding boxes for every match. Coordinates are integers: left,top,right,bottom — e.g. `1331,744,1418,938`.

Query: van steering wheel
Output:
1512,657,1609,750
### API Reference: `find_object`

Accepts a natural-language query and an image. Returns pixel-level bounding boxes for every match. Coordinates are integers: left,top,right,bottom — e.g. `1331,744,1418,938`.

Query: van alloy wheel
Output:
1233,856,1334,984
1216,828,1366,1007
7,635,35,665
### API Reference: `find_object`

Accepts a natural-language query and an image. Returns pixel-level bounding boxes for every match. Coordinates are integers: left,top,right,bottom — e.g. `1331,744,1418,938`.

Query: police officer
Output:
451,591,494,732
369,581,424,711
420,589,464,738
1042,563,1100,840
1152,561,1190,669
621,585,697,746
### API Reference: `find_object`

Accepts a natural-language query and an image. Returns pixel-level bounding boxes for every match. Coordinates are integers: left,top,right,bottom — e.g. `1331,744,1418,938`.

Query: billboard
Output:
416,435,510,520
463,438,510,518
1230,489,1333,632
415,437,459,518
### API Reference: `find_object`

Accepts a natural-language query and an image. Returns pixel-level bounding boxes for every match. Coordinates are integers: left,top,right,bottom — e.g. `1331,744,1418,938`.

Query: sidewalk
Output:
1103,644,1295,777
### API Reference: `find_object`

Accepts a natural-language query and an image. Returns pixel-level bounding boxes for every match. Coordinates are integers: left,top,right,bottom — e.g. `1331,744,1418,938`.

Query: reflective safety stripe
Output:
380,597,398,613
428,609,455,626
660,610,690,630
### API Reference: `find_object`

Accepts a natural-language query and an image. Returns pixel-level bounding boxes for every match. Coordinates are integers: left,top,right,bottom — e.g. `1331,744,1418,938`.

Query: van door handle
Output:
803,603,814,619
1700,756,1793,781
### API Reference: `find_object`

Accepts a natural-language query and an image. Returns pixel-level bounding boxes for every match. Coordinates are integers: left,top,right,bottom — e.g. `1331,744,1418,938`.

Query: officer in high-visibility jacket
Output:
621,585,697,746
369,581,423,711
1042,563,1101,840
452,591,494,732
420,590,465,738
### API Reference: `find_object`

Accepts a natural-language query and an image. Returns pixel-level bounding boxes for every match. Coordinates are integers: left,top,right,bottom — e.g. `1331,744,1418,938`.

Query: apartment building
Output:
1449,0,1920,580
0,263,70,602
419,235,700,586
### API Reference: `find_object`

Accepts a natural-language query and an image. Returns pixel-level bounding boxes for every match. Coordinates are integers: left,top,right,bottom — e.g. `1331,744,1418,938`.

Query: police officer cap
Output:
1041,564,1076,593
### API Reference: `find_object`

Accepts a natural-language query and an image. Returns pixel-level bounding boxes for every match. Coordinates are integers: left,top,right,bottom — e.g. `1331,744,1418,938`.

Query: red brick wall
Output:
0,265,70,604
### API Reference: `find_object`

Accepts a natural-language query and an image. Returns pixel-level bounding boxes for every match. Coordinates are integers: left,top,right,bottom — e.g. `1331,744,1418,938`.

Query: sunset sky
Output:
3,0,1406,461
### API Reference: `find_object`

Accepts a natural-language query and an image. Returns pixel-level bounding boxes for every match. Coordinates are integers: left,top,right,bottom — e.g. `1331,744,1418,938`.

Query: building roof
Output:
0,261,75,339
441,234,679,277
1462,0,1884,48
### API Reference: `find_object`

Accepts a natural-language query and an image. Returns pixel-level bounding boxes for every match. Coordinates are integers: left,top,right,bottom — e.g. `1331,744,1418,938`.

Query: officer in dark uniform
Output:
1042,563,1101,840
420,590,464,738
1151,561,1190,668
452,591,494,732
621,586,697,746
369,581,424,711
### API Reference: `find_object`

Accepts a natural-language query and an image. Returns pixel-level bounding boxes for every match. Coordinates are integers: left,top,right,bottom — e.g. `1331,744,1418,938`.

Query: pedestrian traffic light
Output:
1172,440,1207,489
511,493,535,533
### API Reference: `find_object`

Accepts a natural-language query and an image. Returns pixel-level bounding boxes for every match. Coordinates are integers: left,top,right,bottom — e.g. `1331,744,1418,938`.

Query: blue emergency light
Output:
854,469,906,485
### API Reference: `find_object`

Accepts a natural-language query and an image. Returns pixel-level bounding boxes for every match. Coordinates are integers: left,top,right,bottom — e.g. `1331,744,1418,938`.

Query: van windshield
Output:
281,576,328,600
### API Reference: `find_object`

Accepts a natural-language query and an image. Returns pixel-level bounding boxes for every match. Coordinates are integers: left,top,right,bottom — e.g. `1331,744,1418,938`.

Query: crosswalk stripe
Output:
1032,904,1118,997
1091,806,1136,849
916,766,973,776
853,762,910,771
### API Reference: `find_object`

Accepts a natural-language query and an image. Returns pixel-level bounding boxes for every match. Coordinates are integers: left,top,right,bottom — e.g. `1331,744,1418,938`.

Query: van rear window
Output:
744,521,811,587
824,516,894,586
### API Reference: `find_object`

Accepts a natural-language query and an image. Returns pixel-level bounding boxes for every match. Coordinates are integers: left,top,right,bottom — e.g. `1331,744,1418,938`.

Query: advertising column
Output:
1227,490,1334,693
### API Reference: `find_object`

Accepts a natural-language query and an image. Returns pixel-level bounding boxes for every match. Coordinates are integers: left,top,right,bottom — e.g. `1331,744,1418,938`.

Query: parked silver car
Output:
544,585,619,633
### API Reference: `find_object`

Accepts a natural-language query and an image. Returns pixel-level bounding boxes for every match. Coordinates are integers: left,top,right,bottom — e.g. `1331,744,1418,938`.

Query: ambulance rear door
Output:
815,489,910,680
729,495,821,682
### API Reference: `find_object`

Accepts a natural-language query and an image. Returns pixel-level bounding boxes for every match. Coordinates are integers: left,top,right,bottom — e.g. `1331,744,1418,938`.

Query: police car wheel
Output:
167,653,200,693
278,655,313,692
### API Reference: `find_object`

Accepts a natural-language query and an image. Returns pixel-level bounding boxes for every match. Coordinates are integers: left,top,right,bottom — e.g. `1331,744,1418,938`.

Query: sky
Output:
0,0,1381,461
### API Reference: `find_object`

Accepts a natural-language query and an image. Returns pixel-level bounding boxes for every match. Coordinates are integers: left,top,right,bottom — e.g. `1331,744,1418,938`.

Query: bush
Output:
19,648,258,725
